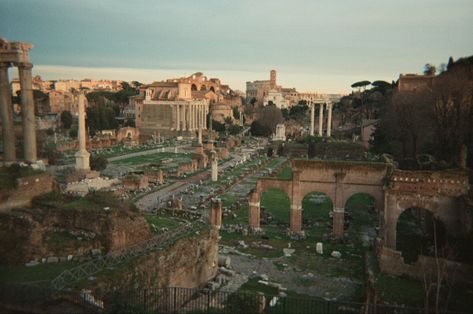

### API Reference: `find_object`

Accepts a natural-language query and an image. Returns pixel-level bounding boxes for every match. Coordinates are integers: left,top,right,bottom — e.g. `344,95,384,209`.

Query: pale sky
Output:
1,0,472,93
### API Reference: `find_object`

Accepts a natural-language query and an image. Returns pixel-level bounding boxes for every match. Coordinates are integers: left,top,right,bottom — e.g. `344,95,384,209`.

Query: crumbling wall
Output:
91,227,219,293
0,207,151,264
379,247,473,284
0,173,55,212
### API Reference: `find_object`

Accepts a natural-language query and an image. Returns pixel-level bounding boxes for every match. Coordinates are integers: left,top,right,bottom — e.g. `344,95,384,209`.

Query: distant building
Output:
133,72,241,136
397,74,434,92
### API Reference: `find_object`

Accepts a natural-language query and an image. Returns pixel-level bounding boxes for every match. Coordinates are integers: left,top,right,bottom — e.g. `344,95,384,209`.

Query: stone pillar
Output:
0,63,16,163
318,103,324,137
18,63,37,162
181,105,185,131
210,198,222,229
290,170,303,235
75,93,90,171
326,102,333,137
248,190,261,232
310,102,315,136
189,105,193,131
239,111,243,126
333,172,346,238
176,105,180,131
211,150,218,181
198,119,203,145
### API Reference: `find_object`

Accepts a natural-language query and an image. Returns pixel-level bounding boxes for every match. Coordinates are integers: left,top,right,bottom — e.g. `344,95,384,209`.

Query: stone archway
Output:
301,192,333,237
396,206,447,264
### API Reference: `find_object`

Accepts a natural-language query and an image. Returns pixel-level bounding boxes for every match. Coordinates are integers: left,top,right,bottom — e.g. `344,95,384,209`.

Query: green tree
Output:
424,63,436,75
60,110,73,130
232,106,240,120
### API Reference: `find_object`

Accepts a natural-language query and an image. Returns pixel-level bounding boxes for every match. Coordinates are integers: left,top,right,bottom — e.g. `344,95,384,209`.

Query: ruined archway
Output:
209,86,215,92
260,188,290,227
191,84,197,91
344,193,377,248
201,84,207,91
396,207,447,264
301,192,333,238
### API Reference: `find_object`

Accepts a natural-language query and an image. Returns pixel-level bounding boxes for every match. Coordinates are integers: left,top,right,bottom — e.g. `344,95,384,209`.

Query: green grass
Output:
277,166,292,179
43,231,87,248
375,274,424,307
261,188,291,224
0,261,79,284
144,213,181,232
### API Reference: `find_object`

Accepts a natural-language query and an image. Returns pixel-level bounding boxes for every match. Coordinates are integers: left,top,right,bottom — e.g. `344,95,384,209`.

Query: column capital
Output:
0,62,12,69
17,62,33,70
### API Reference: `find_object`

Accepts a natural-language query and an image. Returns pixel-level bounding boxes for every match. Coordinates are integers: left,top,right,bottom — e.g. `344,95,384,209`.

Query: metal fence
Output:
51,221,208,291
105,287,424,314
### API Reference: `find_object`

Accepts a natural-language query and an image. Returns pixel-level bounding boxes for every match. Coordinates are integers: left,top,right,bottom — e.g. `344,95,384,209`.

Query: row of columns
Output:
309,102,333,137
174,103,208,132
0,62,37,163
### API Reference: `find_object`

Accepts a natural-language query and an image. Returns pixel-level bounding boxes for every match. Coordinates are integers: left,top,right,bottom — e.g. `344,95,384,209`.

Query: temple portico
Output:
0,38,37,163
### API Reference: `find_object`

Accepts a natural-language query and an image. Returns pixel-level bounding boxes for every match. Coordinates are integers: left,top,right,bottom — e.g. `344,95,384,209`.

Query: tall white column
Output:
181,105,185,131
176,105,180,131
310,101,315,136
211,150,218,182
318,103,324,136
75,93,90,171
0,63,16,163
326,102,333,137
18,63,37,162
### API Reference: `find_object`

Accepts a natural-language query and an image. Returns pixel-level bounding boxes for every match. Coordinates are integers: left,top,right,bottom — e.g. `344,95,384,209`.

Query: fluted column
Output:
318,103,324,137
327,102,333,137
309,101,314,136
18,63,37,162
176,105,180,131
181,104,185,131
0,63,16,163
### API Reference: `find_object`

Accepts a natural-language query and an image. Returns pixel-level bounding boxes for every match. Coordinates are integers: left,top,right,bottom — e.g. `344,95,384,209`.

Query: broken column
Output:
18,62,37,162
333,172,346,238
310,101,315,136
210,198,222,229
318,103,324,137
198,120,203,145
248,190,261,232
75,93,90,171
326,102,333,137
0,62,16,163
239,111,243,127
211,150,218,181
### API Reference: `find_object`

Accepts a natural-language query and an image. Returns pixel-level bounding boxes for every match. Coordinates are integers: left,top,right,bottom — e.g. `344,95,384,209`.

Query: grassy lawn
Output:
277,166,292,179
261,188,291,224
144,213,182,232
0,261,79,284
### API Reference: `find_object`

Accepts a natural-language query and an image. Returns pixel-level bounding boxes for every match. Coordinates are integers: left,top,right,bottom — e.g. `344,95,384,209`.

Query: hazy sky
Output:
1,0,472,93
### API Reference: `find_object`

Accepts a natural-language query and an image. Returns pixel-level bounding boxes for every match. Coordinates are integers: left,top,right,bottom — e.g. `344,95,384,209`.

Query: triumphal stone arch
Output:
248,159,471,251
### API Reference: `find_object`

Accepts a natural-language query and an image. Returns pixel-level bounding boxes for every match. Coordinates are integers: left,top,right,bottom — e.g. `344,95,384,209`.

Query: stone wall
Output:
91,227,219,293
0,206,151,264
0,173,55,212
379,247,473,285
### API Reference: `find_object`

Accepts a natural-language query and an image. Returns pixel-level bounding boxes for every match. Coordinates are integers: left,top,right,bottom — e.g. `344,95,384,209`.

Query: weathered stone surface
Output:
331,251,341,258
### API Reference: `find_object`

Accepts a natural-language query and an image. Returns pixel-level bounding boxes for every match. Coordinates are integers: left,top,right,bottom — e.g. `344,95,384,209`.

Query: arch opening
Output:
301,192,333,238
344,193,377,248
209,86,215,92
191,84,197,91
396,207,447,264
201,85,207,91
260,188,290,227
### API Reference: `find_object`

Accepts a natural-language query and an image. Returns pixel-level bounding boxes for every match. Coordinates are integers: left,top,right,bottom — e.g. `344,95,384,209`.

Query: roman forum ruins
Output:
0,38,37,163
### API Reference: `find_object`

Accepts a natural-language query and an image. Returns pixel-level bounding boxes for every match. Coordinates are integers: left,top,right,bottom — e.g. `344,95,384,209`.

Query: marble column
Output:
181,105,185,131
75,93,90,171
211,150,218,181
326,102,333,137
18,63,37,162
0,63,16,163
318,103,324,137
309,101,315,136
176,105,180,131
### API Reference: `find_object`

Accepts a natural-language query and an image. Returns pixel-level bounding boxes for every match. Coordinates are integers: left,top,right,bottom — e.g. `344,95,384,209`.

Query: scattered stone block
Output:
316,242,323,255
331,251,342,258
219,267,236,276
260,274,269,281
47,256,59,263
283,248,295,257
25,260,39,267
